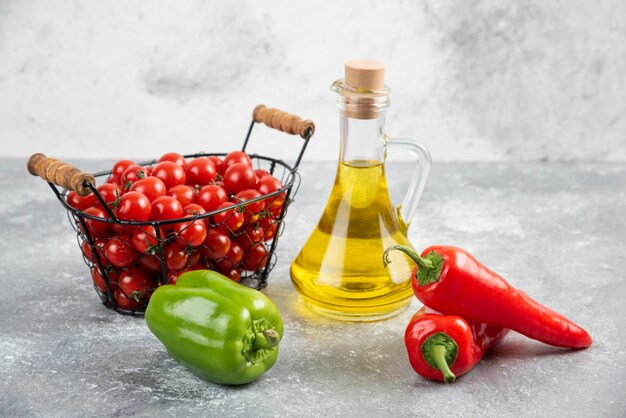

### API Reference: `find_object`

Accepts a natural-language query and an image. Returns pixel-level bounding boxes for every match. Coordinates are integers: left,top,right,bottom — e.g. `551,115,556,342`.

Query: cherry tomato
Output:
116,268,154,309
152,161,186,189
208,156,224,175
104,237,139,268
129,176,167,202
137,254,162,273
159,152,188,171
254,169,271,180
223,163,257,194
151,196,184,224
225,268,242,283
234,226,264,250
120,165,148,190
197,185,228,212
173,220,207,247
259,216,278,241
256,176,285,209
81,238,107,263
223,151,252,172
116,191,152,222
216,241,244,273
213,202,244,232
167,267,191,285
186,157,216,186
242,243,269,271
234,189,265,215
67,191,95,211
111,160,136,182
201,228,231,259
131,225,165,254
184,203,207,217
92,268,119,294
168,184,196,207
111,223,136,236
165,243,190,270
82,207,113,238
94,183,121,210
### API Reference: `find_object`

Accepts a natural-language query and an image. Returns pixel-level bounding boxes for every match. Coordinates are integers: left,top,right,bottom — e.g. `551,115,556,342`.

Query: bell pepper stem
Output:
253,329,281,350
431,345,456,384
383,245,444,286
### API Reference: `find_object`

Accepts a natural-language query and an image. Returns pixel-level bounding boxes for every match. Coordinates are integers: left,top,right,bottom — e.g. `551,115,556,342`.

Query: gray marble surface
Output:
1,159,625,417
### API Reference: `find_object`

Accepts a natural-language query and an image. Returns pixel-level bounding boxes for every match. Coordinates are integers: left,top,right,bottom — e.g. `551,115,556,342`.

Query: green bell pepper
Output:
145,270,283,385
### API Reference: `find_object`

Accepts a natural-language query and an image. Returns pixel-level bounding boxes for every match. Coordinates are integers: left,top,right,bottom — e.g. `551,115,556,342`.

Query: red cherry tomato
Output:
152,161,187,189
208,156,224,175
197,185,228,212
223,163,257,194
173,220,207,247
92,268,119,293
120,165,148,190
234,189,265,215
151,196,184,223
213,202,244,232
137,254,162,273
168,184,196,207
82,207,113,238
116,191,152,222
164,243,190,270
129,176,167,202
234,226,264,250
67,191,95,211
256,176,285,210
225,268,242,283
216,241,244,273
183,203,207,217
254,169,271,180
94,183,121,210
186,157,217,186
223,151,252,172
81,238,107,263
112,160,136,182
131,225,165,253
201,228,231,260
242,243,269,271
159,152,188,171
259,216,278,241
104,237,139,268
116,268,154,309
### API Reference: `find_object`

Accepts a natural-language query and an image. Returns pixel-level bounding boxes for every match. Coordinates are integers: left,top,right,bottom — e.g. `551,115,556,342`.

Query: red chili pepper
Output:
384,245,592,349
405,306,508,384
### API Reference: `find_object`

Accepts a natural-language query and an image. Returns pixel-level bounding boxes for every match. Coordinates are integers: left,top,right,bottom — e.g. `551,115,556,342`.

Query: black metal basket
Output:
28,104,314,315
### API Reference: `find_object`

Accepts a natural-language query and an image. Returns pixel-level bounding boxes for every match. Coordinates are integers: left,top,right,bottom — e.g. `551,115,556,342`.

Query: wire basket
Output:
28,104,314,315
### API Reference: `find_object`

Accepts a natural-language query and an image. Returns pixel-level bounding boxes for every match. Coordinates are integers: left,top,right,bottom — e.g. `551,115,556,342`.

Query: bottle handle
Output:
384,137,432,227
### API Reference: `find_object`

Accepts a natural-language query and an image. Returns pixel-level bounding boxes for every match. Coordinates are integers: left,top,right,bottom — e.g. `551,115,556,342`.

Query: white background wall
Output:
1,0,625,162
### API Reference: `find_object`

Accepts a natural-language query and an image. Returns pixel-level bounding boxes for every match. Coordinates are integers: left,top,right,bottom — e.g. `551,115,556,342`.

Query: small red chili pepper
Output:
405,306,508,384
384,245,592,349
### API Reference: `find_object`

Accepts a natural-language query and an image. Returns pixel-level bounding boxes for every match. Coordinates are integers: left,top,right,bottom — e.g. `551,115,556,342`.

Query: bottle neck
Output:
339,112,387,164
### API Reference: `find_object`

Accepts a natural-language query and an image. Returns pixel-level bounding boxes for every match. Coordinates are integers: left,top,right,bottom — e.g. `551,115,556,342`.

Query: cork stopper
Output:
345,59,386,91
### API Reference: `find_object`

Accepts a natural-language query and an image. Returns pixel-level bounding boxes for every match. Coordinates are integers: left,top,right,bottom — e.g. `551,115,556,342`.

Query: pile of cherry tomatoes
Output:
66,151,286,311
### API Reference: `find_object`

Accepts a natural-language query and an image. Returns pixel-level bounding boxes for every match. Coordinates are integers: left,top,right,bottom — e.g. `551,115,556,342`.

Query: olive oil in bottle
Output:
290,60,431,321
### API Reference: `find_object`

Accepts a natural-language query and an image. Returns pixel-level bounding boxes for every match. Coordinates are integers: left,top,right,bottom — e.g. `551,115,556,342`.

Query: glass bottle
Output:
290,60,431,321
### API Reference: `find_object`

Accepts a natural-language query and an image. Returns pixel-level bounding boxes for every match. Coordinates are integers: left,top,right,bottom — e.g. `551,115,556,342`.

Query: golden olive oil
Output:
290,160,415,320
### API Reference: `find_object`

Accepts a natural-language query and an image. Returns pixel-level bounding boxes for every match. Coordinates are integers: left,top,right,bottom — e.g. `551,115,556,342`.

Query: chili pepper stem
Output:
431,345,456,384
253,329,281,350
383,245,444,286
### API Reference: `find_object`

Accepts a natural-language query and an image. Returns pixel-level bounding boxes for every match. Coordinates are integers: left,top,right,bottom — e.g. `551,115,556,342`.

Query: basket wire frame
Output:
49,120,311,316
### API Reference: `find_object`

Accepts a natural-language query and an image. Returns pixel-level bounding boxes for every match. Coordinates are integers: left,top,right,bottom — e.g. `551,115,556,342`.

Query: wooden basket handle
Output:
27,153,96,196
252,104,315,139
